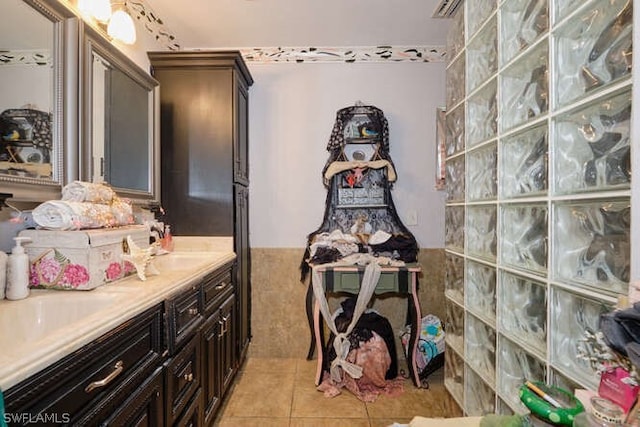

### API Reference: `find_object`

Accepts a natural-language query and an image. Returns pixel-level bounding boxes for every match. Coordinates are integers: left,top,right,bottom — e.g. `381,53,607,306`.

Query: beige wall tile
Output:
249,248,445,360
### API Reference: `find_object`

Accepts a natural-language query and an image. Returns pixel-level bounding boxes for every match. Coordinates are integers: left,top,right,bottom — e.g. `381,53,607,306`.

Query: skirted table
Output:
307,262,424,387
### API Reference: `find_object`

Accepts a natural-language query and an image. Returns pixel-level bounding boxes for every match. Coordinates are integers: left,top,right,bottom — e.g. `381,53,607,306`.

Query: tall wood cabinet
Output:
148,51,253,364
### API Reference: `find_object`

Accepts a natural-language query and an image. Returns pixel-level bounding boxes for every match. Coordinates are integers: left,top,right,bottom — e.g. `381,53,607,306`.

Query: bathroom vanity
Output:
0,237,239,426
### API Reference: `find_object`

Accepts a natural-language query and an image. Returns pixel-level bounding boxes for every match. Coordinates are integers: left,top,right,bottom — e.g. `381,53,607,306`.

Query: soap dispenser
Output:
0,249,7,299
6,236,31,301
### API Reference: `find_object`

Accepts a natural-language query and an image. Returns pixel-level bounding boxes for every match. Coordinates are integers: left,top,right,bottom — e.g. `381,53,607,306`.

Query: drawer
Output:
325,269,407,293
174,387,204,427
165,333,202,426
202,265,233,316
5,303,164,423
85,366,165,426
166,284,203,354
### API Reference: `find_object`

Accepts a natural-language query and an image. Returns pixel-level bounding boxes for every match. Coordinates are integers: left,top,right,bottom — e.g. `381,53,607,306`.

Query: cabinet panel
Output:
165,333,202,425
234,184,251,361
202,264,234,317
201,310,223,426
5,303,163,423
219,294,237,393
166,284,203,354
102,366,165,427
174,387,204,427
234,81,250,185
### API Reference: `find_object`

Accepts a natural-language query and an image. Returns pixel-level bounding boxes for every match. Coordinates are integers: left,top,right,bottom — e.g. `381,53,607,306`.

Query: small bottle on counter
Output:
0,249,7,299
161,225,174,252
6,236,31,300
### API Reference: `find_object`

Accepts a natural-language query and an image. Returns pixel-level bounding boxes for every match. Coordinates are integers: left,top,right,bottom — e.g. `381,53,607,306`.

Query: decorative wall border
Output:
0,50,52,66
239,46,447,63
120,0,449,62
126,0,181,50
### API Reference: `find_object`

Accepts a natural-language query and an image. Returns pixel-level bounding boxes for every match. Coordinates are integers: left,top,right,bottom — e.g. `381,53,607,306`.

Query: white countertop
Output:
0,236,236,391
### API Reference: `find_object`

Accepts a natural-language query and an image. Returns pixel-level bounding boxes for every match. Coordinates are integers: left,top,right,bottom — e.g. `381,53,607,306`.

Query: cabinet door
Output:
165,333,202,425
219,294,237,394
201,310,223,426
233,79,249,185
174,387,204,427
234,184,250,362
103,366,164,427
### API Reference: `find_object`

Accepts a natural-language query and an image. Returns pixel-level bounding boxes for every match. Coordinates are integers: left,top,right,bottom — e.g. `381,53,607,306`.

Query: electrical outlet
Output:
406,209,418,226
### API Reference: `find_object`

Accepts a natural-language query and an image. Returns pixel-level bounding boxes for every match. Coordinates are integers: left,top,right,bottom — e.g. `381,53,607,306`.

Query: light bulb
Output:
77,0,112,23
107,9,137,44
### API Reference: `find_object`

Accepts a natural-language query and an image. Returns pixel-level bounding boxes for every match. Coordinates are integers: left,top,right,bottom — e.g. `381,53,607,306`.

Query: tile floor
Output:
214,358,463,427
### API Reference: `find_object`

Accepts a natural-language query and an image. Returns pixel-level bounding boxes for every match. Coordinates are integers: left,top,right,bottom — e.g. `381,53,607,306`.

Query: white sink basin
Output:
153,252,220,273
0,291,120,349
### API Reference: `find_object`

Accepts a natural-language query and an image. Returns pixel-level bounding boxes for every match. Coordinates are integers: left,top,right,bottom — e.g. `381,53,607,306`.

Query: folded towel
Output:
32,200,133,230
62,180,117,204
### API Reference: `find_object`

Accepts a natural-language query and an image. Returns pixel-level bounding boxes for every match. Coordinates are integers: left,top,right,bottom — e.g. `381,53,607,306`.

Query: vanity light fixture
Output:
77,0,112,23
107,3,137,45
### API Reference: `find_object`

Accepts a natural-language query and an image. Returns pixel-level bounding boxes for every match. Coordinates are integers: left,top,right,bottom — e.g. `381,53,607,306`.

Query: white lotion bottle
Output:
6,236,31,300
0,250,7,299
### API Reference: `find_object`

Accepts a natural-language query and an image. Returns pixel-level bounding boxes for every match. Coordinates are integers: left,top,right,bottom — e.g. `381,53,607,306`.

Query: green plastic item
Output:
0,388,7,427
519,381,585,426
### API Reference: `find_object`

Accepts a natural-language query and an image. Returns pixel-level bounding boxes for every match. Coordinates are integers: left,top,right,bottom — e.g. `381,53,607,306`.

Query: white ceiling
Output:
144,0,452,50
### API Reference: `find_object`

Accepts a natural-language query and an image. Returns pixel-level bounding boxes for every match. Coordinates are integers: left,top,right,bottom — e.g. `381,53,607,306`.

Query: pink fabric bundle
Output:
317,332,404,402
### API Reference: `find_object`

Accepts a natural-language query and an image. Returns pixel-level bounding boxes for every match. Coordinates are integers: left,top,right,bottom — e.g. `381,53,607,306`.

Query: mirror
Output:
81,24,159,203
0,0,77,201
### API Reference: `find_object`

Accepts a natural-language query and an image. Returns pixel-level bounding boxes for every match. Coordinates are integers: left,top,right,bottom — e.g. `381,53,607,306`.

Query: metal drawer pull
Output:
184,373,194,382
214,282,228,290
218,319,225,338
188,308,198,315
85,360,124,393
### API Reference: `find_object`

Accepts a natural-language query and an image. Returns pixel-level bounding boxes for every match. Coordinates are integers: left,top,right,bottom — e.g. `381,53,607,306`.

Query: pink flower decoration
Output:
106,262,123,281
30,257,62,286
62,264,90,287
124,261,136,274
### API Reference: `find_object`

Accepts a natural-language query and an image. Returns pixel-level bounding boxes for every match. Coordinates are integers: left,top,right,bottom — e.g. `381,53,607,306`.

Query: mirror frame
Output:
0,0,78,201
80,23,160,204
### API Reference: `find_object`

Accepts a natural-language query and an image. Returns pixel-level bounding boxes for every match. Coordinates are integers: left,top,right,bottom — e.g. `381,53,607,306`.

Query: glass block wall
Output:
443,0,633,415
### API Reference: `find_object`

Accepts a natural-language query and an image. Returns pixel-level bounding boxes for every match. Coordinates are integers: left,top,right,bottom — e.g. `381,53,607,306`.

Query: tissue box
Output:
18,225,150,290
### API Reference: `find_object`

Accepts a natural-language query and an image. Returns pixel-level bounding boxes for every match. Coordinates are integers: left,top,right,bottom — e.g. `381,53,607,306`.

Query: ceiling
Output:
142,0,453,50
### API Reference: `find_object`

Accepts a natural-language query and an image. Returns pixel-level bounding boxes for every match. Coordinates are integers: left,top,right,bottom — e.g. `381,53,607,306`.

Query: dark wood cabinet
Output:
5,263,239,427
217,294,236,394
234,185,250,361
174,387,204,427
148,51,253,369
5,303,164,426
166,263,236,427
102,366,165,427
201,268,236,426
233,81,250,186
164,333,202,425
